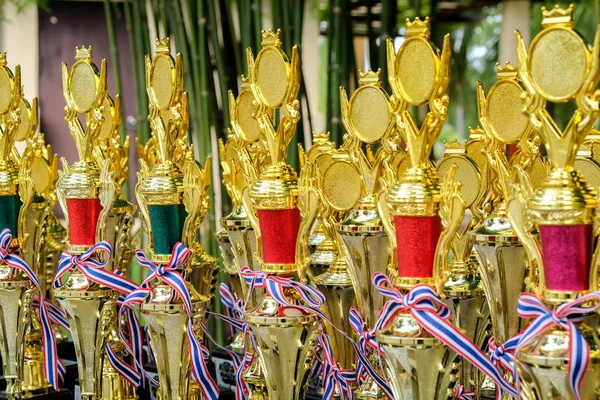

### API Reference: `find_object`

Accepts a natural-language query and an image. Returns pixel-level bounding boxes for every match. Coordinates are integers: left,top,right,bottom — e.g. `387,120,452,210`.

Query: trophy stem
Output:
139,295,209,400
376,312,459,400
54,287,113,399
472,225,526,343
0,279,31,400
246,302,320,400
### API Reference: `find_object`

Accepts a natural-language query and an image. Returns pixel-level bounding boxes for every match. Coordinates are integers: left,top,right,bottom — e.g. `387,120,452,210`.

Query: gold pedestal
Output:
313,259,356,371
376,312,459,400
54,284,113,400
139,285,210,400
0,279,31,399
246,311,320,400
517,325,600,399
472,219,526,343
243,355,268,400
338,202,390,399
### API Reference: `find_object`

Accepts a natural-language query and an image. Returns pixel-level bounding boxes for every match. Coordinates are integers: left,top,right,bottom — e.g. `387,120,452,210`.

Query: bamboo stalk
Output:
103,0,126,144
329,0,343,143
130,0,151,144
240,0,253,74
252,0,262,51
206,0,231,138
379,0,396,89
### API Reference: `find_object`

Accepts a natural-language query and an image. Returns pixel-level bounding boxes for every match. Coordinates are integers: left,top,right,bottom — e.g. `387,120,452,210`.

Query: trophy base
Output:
0,388,72,399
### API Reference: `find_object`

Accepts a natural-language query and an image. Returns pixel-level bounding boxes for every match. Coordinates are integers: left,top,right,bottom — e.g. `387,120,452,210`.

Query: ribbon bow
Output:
372,272,519,398
0,229,68,389
122,243,219,400
240,266,325,309
319,333,356,400
54,241,138,293
516,292,600,399
453,384,475,400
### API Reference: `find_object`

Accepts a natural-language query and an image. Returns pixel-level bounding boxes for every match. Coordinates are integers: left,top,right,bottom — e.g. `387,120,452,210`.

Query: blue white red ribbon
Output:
122,243,219,400
516,292,600,399
240,267,392,398
488,334,522,399
220,283,239,338
347,306,386,387
371,272,519,398
318,333,356,400
453,384,475,400
0,228,68,390
53,240,147,388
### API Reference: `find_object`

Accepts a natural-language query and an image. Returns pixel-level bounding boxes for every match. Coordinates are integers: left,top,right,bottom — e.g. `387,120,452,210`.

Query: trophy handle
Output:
96,159,116,243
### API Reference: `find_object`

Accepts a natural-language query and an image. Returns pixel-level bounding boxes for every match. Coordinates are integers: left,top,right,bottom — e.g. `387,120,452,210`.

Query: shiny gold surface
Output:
139,287,209,400
245,313,320,400
514,3,600,299
376,312,459,400
54,287,113,399
517,324,600,399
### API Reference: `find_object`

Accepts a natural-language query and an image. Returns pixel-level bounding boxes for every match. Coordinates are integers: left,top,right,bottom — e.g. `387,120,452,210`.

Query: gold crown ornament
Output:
241,30,321,400
508,4,600,398
135,38,213,400
374,17,468,400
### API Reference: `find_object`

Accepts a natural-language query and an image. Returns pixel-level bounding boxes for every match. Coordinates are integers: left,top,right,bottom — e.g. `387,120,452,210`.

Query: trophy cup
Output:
0,53,36,400
508,4,600,398
337,68,401,398
375,17,466,399
301,133,359,382
241,29,321,400
53,46,138,400
437,137,489,393
299,133,337,281
471,62,547,352
222,79,269,397
135,38,214,400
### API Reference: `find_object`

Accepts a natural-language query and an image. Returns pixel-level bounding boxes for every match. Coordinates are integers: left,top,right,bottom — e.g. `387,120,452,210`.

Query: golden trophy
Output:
300,132,358,386
472,62,546,352
337,68,400,398
223,74,269,397
437,137,490,394
507,4,600,398
135,38,214,400
241,29,320,400
374,17,467,399
0,53,36,400
53,46,137,400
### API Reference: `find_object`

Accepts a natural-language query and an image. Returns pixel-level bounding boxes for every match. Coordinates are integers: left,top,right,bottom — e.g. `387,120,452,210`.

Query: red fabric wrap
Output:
257,208,300,265
395,215,442,278
66,198,103,246
539,224,592,292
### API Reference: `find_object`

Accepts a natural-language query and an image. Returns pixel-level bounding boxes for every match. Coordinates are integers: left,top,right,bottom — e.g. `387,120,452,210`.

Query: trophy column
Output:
509,5,600,398
53,47,122,400
241,29,320,400
135,38,213,400
376,17,465,400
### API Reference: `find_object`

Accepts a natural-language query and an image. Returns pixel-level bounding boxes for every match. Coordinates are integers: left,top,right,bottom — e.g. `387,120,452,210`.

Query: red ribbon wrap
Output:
66,198,103,246
395,215,442,278
538,224,592,291
257,208,300,265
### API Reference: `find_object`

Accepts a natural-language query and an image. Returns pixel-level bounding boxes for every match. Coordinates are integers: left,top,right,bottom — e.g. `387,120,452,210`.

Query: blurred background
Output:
1,0,598,340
